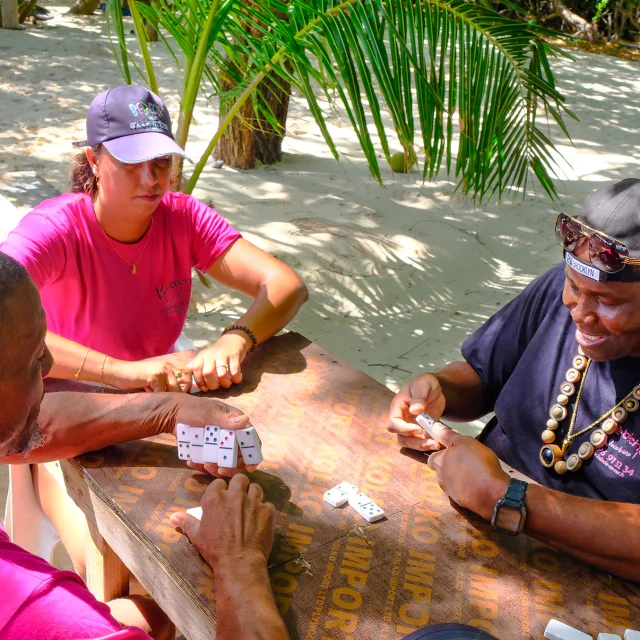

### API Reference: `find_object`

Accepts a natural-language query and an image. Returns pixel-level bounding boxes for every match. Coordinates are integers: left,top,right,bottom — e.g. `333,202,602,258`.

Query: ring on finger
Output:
216,364,229,371
174,371,183,379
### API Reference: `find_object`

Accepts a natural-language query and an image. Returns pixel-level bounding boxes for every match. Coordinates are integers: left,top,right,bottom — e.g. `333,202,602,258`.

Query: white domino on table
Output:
323,482,359,508
237,427,263,465
189,427,205,464
177,423,192,461
416,412,437,438
348,492,385,523
203,425,221,463
598,634,622,640
625,632,640,640
217,430,238,468
186,506,202,520
544,619,592,640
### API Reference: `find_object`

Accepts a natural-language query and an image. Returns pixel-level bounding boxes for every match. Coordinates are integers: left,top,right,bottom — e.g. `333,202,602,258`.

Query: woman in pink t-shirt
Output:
1,85,308,394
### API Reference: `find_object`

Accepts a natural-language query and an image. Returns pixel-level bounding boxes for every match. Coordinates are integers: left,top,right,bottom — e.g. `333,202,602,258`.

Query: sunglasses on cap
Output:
555,212,640,274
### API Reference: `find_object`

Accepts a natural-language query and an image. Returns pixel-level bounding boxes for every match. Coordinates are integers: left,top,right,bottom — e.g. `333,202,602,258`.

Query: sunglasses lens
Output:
589,236,628,273
556,215,583,251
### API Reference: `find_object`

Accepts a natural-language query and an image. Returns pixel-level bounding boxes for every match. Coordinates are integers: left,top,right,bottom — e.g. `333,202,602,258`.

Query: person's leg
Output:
107,596,175,640
33,462,91,577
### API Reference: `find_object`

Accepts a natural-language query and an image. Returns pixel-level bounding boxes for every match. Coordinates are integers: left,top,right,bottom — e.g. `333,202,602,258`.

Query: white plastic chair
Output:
4,464,60,561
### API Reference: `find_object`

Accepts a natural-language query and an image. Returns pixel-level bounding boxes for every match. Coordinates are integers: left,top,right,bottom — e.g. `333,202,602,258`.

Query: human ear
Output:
85,148,100,176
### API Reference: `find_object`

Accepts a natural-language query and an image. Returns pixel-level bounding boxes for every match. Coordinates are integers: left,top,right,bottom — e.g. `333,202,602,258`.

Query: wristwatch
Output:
490,478,528,535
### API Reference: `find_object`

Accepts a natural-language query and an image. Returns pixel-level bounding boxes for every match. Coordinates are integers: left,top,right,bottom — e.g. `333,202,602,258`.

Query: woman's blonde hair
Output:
70,145,101,196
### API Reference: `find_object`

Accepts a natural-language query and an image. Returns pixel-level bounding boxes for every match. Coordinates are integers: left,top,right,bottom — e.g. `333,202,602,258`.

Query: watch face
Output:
495,505,523,534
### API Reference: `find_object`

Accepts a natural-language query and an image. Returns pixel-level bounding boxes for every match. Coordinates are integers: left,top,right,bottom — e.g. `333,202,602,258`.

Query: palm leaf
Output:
108,0,576,202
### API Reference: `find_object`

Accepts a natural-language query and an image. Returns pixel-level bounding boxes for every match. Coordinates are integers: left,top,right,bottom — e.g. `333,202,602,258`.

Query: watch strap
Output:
501,478,528,509
491,478,528,535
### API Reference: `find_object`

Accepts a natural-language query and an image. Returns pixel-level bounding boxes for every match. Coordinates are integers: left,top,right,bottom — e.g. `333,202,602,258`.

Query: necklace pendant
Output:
540,444,562,468
132,265,137,275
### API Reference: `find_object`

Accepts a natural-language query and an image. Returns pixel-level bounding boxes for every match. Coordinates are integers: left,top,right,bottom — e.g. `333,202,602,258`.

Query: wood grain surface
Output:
60,333,640,640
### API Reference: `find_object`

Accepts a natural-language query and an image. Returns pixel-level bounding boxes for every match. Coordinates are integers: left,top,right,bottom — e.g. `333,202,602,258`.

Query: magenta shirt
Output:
0,524,151,639
0,192,241,361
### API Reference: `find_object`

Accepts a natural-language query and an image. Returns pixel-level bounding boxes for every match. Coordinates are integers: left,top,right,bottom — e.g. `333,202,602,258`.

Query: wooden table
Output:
59,333,640,640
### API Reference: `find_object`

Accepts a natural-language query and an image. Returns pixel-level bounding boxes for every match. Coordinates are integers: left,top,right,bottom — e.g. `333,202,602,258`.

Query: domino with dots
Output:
177,423,192,461
348,492,385,523
189,427,205,464
237,427,264,465
416,412,437,438
217,430,238,468
324,482,359,507
203,425,220,463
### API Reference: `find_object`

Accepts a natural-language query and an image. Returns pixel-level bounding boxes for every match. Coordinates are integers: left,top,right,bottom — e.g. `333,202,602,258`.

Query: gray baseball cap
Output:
581,178,640,257
73,84,192,164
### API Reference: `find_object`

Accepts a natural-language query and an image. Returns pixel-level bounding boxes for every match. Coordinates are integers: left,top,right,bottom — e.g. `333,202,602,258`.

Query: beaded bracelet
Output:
221,324,258,354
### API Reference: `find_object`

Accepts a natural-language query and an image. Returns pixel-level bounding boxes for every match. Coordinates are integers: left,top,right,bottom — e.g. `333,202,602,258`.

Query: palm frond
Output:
108,0,576,201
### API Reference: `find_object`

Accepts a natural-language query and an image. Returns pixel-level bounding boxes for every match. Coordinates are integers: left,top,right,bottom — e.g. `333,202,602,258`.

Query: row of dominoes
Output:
177,423,263,468
545,619,640,640
323,482,385,523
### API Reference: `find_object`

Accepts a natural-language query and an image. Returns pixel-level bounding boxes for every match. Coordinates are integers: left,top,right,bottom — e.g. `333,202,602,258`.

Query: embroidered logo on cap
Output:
127,100,169,132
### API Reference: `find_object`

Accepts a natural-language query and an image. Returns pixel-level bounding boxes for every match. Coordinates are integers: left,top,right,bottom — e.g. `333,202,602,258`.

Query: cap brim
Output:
103,132,193,164
402,624,498,640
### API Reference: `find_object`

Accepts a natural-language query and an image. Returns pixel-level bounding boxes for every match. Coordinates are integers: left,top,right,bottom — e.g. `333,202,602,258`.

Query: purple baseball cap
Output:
72,84,192,164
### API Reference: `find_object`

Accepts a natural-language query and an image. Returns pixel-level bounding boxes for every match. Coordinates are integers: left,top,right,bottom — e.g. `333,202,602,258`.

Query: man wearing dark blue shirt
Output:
389,178,640,582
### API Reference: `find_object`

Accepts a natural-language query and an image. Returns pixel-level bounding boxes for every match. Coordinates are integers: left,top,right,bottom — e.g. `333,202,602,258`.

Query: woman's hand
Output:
186,332,253,392
388,373,447,452
106,351,198,393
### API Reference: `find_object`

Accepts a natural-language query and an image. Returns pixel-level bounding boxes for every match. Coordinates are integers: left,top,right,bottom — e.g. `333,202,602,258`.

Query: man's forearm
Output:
2,392,181,464
434,361,487,422
523,484,640,582
214,561,290,640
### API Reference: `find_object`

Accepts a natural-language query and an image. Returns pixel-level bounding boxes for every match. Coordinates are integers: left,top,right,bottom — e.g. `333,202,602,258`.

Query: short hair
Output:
0,252,30,322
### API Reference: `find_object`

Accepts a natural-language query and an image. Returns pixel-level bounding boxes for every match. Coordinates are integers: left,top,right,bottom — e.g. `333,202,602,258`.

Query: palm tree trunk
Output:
19,0,37,22
138,0,158,41
254,75,291,165
67,0,101,15
215,76,259,169
1,0,20,27
215,3,291,169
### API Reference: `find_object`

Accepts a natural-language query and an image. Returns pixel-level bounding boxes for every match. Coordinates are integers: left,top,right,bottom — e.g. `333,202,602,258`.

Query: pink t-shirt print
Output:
0,192,241,361
0,524,151,639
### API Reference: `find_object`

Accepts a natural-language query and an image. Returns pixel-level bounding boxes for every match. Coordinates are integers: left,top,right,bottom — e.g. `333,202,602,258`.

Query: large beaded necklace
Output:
540,346,640,474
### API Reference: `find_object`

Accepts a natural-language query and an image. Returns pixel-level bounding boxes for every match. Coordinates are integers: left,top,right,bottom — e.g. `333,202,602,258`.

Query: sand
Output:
1,1,640,517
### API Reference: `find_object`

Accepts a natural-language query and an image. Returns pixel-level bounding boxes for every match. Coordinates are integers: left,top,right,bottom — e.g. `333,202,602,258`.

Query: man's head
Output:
0,252,53,457
561,179,640,362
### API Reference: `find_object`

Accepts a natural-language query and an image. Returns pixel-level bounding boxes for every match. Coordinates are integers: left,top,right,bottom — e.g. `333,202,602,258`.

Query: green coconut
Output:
389,152,413,173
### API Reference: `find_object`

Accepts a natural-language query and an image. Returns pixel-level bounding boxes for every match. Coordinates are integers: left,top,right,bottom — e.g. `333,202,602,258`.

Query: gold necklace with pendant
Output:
539,346,640,474
100,218,154,275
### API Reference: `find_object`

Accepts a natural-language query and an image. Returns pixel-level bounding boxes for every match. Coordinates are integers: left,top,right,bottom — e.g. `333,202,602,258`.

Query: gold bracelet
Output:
74,348,92,381
100,354,108,392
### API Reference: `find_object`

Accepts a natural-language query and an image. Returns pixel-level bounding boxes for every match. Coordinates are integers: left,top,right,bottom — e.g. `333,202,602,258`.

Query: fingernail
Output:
233,415,245,423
